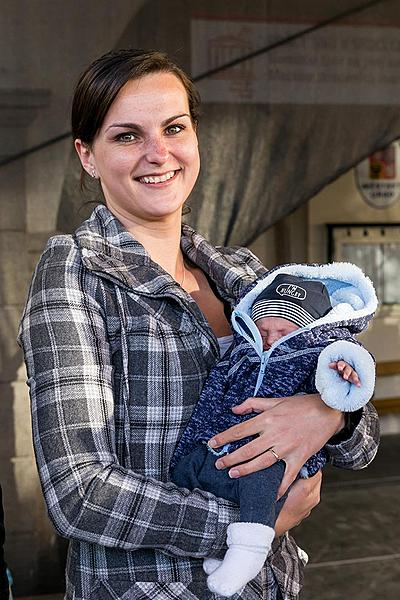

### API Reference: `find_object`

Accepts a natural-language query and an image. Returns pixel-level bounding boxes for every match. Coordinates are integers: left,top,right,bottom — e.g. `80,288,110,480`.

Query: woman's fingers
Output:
275,471,322,537
210,394,344,482
277,438,324,497
214,435,270,470
231,396,285,415
277,464,299,499
209,396,288,449
208,411,265,449
215,444,282,478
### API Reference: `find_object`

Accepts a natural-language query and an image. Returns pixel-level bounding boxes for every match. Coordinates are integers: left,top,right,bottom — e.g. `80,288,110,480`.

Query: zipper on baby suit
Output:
253,325,312,396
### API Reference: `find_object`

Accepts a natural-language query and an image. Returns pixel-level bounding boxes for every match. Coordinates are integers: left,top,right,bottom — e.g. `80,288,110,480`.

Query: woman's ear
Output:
74,139,97,178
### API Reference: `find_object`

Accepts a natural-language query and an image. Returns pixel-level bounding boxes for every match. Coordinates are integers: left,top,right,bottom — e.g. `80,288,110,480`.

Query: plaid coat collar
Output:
74,204,254,306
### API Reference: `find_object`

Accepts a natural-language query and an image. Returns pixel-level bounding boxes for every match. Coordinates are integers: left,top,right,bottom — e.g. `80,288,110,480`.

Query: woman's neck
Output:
110,207,184,279
138,228,184,279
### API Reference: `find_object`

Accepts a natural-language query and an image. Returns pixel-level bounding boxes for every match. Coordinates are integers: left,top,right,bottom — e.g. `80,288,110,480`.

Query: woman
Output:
18,49,379,600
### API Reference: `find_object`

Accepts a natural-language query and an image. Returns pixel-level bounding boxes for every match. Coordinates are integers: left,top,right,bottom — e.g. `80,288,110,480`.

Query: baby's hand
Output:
329,360,361,387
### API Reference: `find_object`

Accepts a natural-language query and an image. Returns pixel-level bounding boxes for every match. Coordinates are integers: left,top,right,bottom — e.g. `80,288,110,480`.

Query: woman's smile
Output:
136,168,181,185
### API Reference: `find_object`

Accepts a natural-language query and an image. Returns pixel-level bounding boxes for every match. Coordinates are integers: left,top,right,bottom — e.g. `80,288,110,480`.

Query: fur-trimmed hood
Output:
232,262,378,357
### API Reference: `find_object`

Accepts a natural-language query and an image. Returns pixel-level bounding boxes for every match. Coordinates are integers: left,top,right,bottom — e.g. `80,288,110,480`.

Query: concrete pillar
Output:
0,90,65,595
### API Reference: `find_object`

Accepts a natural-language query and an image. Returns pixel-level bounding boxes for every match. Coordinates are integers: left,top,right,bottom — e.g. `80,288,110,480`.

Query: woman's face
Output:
75,72,200,225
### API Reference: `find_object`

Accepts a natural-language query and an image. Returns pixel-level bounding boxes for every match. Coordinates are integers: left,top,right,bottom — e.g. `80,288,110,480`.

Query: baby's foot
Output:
203,558,222,575
206,523,275,597
207,557,258,598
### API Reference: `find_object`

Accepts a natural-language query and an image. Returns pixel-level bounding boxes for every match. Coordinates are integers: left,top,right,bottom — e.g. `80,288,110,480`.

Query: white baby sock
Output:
203,558,223,575
207,522,275,597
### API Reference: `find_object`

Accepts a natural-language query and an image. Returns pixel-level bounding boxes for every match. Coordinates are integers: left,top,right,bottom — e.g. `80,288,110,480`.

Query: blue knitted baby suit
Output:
171,262,376,476
170,324,358,474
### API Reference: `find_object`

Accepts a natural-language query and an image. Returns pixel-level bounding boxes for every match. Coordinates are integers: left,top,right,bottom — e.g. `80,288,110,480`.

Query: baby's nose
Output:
266,333,279,347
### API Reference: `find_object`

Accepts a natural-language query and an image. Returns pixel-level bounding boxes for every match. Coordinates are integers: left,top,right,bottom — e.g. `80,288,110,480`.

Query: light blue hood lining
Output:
231,262,378,363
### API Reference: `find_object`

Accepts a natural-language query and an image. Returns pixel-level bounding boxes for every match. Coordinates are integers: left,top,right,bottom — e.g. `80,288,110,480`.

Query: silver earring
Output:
89,168,97,179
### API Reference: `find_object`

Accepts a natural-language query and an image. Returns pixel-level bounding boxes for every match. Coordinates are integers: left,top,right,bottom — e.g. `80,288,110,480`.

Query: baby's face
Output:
255,316,299,350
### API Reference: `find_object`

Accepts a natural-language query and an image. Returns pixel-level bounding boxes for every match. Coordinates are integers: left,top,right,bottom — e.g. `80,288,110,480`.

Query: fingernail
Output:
215,460,224,470
208,439,217,448
228,469,240,478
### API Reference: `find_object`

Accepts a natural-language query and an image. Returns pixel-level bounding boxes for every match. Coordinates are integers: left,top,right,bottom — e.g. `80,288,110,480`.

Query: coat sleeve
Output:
18,243,237,558
315,340,375,411
314,328,379,470
325,402,380,470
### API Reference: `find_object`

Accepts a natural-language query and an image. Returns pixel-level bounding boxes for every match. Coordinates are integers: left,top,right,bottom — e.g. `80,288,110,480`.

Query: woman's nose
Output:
145,135,169,163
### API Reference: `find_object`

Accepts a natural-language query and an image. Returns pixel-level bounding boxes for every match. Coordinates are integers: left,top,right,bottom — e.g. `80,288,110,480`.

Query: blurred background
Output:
0,1,399,597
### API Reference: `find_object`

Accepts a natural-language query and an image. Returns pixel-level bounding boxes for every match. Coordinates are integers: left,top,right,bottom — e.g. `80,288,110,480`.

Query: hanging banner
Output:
355,142,400,208
191,17,400,105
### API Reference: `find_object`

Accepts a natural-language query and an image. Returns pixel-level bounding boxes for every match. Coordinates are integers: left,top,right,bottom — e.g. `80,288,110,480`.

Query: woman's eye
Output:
116,132,137,142
165,124,184,135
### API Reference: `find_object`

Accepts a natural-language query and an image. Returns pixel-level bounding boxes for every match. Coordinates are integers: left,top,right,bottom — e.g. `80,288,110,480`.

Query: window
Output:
327,224,400,305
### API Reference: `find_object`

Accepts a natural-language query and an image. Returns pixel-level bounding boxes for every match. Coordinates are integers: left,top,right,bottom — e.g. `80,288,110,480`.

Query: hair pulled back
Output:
71,49,201,146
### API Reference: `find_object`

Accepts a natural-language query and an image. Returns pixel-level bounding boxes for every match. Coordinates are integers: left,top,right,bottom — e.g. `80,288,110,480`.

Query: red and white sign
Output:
355,142,400,208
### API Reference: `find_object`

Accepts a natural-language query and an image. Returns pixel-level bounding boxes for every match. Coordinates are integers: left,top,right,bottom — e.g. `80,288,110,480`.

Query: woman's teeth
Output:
139,170,176,184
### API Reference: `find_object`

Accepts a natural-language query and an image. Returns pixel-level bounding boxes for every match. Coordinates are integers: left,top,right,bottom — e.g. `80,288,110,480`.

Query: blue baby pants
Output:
171,444,287,527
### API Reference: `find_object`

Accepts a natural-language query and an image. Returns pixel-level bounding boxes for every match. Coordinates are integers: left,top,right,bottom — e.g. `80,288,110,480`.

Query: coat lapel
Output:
74,205,254,307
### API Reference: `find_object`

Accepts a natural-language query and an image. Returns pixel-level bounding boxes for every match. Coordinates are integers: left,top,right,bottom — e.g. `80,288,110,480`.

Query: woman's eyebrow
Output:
105,122,141,132
105,113,190,132
162,113,190,126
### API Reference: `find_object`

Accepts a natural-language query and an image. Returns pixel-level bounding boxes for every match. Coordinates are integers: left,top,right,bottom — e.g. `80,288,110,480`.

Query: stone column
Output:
0,89,66,595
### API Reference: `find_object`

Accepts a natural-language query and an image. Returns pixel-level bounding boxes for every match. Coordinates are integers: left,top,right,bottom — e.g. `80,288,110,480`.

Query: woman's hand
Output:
274,471,322,537
208,394,344,497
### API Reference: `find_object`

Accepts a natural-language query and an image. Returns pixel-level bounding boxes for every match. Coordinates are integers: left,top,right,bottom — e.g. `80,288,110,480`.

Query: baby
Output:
252,276,360,381
171,265,377,597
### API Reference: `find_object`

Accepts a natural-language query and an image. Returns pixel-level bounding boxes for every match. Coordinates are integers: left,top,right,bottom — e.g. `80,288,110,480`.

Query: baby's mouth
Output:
136,170,179,184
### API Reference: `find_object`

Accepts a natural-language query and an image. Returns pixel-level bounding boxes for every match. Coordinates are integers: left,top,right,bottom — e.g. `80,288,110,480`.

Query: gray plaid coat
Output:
18,206,379,600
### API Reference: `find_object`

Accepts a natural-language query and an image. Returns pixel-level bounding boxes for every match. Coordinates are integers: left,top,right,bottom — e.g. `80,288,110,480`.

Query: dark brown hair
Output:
71,48,201,146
